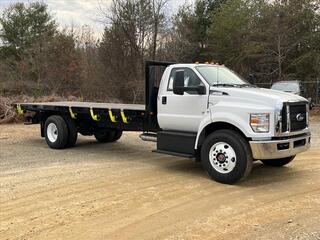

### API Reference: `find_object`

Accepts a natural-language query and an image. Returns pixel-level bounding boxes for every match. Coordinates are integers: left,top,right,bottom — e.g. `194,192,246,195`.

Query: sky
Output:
0,0,195,39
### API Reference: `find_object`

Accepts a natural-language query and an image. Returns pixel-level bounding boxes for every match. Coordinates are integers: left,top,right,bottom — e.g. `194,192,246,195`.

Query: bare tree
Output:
98,0,169,103
151,0,169,60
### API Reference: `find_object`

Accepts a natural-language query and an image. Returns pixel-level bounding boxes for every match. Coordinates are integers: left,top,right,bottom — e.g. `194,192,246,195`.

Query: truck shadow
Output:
80,139,303,186
240,162,301,187
30,137,305,186
161,160,301,187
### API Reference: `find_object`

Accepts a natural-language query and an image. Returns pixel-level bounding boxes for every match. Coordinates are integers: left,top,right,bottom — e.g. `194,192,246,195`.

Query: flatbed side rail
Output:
16,103,146,131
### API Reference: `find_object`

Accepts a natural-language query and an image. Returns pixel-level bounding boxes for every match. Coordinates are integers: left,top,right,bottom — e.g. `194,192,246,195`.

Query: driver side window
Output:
168,68,204,91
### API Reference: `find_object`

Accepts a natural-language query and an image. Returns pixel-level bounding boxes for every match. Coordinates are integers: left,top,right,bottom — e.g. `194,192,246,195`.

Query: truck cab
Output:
154,63,311,183
17,61,311,184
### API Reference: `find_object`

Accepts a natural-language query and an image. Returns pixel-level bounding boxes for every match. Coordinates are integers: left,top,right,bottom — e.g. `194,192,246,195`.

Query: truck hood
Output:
209,87,307,109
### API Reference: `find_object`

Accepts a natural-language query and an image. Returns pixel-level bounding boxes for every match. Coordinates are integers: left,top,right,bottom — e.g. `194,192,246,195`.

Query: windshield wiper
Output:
212,83,257,88
212,83,241,87
239,84,257,88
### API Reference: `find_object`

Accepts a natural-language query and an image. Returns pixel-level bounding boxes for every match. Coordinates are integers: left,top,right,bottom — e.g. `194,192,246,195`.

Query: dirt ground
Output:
0,121,320,240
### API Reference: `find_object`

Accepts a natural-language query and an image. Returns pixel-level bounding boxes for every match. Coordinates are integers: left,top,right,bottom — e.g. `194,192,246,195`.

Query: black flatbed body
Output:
19,101,145,112
17,101,151,132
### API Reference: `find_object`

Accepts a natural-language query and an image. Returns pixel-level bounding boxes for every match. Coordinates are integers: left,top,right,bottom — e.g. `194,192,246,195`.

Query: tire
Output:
112,130,123,142
44,115,69,149
62,115,78,148
201,130,253,184
261,156,295,167
94,129,122,143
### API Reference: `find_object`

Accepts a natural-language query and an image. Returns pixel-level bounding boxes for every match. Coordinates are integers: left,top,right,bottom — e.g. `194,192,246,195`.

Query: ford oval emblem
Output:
296,113,304,122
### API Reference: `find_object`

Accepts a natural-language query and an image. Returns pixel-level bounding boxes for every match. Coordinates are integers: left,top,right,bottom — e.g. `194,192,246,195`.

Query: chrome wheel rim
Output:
47,123,58,143
209,142,237,174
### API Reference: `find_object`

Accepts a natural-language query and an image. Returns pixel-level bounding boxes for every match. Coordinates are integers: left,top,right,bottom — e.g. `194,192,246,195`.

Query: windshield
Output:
195,66,249,86
271,82,299,92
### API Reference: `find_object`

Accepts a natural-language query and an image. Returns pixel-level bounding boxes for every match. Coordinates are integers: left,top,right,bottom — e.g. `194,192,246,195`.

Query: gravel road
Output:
0,121,319,240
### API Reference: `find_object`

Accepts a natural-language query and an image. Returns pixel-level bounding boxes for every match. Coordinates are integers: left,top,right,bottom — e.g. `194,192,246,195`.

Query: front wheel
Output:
261,156,295,167
201,130,253,184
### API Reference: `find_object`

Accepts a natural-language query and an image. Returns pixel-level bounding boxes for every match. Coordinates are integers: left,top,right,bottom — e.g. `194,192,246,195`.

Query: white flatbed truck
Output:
16,61,311,184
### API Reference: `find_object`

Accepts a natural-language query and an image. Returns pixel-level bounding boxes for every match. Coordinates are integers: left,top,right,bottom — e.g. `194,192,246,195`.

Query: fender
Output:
195,109,212,149
195,111,253,149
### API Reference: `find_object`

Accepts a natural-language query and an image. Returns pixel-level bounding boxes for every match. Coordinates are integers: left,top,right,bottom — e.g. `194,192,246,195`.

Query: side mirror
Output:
197,85,206,95
173,70,185,95
247,74,256,84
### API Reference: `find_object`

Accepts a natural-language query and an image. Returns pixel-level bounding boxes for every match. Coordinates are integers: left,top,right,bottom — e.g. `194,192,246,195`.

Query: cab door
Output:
157,67,209,132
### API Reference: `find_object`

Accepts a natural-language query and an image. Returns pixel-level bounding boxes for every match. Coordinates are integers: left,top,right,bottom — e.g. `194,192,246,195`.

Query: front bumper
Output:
249,133,311,160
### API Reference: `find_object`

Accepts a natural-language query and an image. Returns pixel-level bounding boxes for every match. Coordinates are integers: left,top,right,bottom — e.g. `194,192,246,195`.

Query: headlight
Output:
250,113,270,133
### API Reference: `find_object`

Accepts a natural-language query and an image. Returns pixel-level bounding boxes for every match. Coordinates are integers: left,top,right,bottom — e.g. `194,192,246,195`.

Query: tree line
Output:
0,0,319,103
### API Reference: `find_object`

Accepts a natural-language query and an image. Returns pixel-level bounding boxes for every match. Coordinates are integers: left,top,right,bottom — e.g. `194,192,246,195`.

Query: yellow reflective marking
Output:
16,104,25,115
108,110,117,123
69,106,76,119
90,107,99,121
121,111,129,124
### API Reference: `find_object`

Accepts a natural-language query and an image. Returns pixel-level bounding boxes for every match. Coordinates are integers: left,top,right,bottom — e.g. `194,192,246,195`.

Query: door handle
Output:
162,96,167,105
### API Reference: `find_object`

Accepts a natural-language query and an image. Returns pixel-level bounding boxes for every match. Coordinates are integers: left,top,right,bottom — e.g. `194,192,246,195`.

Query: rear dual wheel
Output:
44,115,78,149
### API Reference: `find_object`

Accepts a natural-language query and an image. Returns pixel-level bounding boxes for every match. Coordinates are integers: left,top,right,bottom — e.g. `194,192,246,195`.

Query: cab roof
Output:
169,63,223,68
